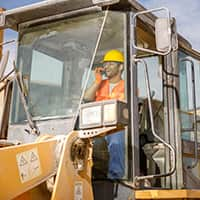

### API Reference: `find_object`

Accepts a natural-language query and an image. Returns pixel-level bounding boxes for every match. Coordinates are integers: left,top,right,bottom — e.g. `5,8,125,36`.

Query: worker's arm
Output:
83,67,103,102
84,81,101,101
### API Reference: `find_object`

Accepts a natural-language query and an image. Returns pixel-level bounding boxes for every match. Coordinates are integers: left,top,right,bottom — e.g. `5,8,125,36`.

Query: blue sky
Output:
0,0,42,69
1,0,41,40
139,0,200,51
0,0,40,9
1,0,200,67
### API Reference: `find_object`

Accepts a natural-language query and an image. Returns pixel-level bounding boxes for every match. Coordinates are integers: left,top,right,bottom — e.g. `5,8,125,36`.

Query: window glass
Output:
137,56,163,137
11,12,106,123
30,50,63,86
83,11,128,181
179,51,200,142
137,56,162,101
179,51,200,176
137,56,164,183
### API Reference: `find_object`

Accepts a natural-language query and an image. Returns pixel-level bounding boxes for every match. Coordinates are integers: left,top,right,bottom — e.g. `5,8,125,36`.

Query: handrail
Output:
180,58,198,169
134,58,176,183
72,8,109,130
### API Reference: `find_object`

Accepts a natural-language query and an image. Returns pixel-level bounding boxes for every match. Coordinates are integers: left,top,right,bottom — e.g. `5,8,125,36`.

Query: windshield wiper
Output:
13,62,40,136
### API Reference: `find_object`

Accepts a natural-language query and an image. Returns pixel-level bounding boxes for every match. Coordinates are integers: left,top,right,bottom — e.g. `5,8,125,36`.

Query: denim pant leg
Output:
105,130,125,179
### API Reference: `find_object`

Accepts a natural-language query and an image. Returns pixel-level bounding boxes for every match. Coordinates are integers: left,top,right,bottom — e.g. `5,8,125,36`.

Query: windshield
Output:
11,11,125,124
11,12,107,123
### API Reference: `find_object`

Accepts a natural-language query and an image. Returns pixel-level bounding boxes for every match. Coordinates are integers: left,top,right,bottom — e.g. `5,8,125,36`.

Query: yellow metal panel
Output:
135,189,200,199
0,139,57,200
51,131,93,200
14,192,30,200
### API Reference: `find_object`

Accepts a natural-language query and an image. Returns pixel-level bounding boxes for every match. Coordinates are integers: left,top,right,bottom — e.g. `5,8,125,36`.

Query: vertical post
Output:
0,7,5,138
164,18,183,189
127,12,140,181
0,8,4,59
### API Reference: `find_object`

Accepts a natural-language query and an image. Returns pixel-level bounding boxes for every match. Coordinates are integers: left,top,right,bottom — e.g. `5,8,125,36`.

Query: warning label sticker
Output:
16,148,41,183
74,182,83,200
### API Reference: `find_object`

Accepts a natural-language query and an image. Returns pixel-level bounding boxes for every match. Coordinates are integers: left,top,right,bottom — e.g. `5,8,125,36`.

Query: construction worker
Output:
84,49,125,179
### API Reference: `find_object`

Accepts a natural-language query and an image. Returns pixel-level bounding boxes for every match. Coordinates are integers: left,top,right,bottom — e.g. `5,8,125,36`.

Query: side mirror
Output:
155,18,171,52
133,7,172,55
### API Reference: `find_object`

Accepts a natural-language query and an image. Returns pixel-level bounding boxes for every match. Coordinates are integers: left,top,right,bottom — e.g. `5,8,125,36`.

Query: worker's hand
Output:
95,67,104,84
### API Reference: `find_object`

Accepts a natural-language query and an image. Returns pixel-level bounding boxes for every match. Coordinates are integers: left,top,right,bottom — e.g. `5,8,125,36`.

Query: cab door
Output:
178,50,200,188
130,8,178,189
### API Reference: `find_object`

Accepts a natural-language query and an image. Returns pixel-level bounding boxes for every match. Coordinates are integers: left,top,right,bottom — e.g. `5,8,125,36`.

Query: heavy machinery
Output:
1,0,200,199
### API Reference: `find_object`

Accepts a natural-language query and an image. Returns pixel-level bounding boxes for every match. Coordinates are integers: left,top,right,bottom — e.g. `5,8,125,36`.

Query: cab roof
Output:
0,0,199,58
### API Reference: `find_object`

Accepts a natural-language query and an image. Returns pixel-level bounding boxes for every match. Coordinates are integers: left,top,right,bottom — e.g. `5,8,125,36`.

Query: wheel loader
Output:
0,0,200,199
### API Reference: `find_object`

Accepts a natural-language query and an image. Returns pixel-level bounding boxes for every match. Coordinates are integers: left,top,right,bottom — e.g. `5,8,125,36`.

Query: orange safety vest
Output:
95,79,125,101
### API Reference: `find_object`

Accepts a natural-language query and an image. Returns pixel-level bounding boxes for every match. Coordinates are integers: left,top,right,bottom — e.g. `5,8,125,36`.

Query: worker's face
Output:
103,61,123,78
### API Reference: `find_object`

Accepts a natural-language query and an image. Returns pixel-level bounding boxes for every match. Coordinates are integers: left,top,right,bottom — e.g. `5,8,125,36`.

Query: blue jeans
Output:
105,130,125,179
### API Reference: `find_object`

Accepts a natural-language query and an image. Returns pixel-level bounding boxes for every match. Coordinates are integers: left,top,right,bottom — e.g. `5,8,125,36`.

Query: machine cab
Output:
1,0,200,199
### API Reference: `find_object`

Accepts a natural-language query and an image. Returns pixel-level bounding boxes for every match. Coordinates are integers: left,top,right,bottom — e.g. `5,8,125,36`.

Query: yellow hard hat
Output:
103,49,124,63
